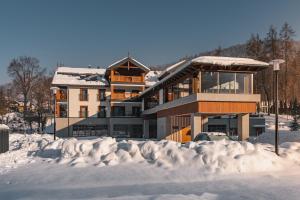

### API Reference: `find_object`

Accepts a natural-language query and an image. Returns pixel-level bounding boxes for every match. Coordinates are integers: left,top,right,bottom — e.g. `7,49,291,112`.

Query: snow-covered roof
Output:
158,60,186,79
56,67,106,75
107,57,150,72
52,67,108,86
140,56,269,97
192,56,269,67
145,70,162,86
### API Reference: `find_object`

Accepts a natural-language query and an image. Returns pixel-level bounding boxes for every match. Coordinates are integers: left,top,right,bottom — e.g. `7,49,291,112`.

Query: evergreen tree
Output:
289,98,300,131
289,116,300,131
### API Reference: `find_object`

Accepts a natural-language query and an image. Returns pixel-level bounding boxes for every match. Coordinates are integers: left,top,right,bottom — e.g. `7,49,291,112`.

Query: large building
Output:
52,56,269,141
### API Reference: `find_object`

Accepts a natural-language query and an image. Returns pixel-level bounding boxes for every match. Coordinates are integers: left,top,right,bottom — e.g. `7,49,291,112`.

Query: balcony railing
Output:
111,75,144,83
111,112,141,117
56,92,67,102
79,94,88,101
79,111,88,118
111,92,140,100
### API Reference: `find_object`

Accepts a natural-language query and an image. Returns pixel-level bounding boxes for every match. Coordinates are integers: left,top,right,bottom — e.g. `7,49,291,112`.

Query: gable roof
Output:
107,57,150,72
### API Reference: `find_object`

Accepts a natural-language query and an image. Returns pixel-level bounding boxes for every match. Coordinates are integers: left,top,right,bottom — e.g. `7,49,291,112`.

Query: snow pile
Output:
0,124,9,130
35,137,297,174
2,134,300,175
253,132,300,145
0,134,53,174
2,112,38,133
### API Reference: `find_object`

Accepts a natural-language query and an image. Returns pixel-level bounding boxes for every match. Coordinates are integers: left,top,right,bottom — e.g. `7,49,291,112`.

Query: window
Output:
113,124,143,138
58,104,68,118
201,72,253,94
79,88,88,101
201,72,219,93
219,72,235,94
236,73,252,94
111,106,125,116
114,89,125,93
98,106,106,118
73,125,108,137
79,106,88,118
98,89,106,101
132,106,141,116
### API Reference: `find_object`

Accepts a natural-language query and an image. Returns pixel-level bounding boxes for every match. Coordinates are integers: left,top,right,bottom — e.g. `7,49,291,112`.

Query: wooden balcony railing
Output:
56,91,67,101
111,92,140,100
111,75,144,83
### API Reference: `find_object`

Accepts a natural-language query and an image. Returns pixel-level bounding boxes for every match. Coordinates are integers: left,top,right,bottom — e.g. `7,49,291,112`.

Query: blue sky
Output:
1,0,300,84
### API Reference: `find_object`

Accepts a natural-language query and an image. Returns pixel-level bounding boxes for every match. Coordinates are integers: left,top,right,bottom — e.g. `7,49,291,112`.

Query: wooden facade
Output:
157,101,257,118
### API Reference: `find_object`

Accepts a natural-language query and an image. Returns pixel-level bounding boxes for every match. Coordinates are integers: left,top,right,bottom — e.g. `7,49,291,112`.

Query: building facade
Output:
52,56,269,141
52,57,160,138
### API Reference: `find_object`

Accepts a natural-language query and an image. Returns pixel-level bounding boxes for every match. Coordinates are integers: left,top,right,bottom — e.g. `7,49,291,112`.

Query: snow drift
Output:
2,134,300,175
37,135,300,174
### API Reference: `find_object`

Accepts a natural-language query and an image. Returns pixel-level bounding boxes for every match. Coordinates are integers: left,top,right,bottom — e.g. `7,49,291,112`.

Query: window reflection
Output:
201,72,252,94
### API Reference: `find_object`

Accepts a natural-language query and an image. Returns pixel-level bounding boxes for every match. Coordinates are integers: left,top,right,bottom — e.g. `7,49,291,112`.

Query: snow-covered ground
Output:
1,114,300,200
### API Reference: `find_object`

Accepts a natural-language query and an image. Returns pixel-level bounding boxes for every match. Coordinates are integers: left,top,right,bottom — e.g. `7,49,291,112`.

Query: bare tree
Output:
280,22,295,105
32,75,52,132
7,56,45,118
0,87,8,123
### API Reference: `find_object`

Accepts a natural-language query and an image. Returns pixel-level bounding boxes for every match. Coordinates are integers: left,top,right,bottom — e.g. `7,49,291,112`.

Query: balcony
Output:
56,91,67,102
111,92,140,100
111,75,144,83
79,94,88,101
111,112,141,118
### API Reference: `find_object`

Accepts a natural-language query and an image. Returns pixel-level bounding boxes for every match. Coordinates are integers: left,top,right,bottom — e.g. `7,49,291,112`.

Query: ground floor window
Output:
113,124,143,138
72,125,108,137
208,125,227,133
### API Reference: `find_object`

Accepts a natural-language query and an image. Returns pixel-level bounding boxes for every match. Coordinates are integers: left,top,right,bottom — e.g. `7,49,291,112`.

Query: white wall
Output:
68,86,108,118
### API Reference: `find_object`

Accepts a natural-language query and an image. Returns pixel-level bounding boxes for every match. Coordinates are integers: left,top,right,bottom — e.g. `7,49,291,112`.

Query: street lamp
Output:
50,87,59,140
269,59,285,155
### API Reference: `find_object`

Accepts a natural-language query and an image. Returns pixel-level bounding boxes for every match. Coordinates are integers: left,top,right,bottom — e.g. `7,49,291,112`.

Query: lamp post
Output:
50,87,59,140
269,59,285,155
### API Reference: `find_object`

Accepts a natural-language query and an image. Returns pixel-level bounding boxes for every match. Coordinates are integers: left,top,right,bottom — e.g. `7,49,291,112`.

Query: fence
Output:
0,128,9,153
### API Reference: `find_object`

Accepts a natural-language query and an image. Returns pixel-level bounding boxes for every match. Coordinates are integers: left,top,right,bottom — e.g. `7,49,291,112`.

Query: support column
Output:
238,113,249,140
157,116,167,139
191,113,202,139
143,119,149,138
159,89,164,105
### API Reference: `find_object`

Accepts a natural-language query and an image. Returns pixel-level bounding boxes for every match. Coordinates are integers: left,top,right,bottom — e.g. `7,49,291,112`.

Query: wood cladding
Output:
157,101,256,117
157,102,198,118
166,115,191,143
199,101,256,114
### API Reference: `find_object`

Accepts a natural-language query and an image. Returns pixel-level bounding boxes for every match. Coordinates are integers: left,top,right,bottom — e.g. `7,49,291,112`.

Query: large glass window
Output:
201,72,252,94
201,72,219,93
219,72,235,94
236,73,252,94
111,106,125,117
